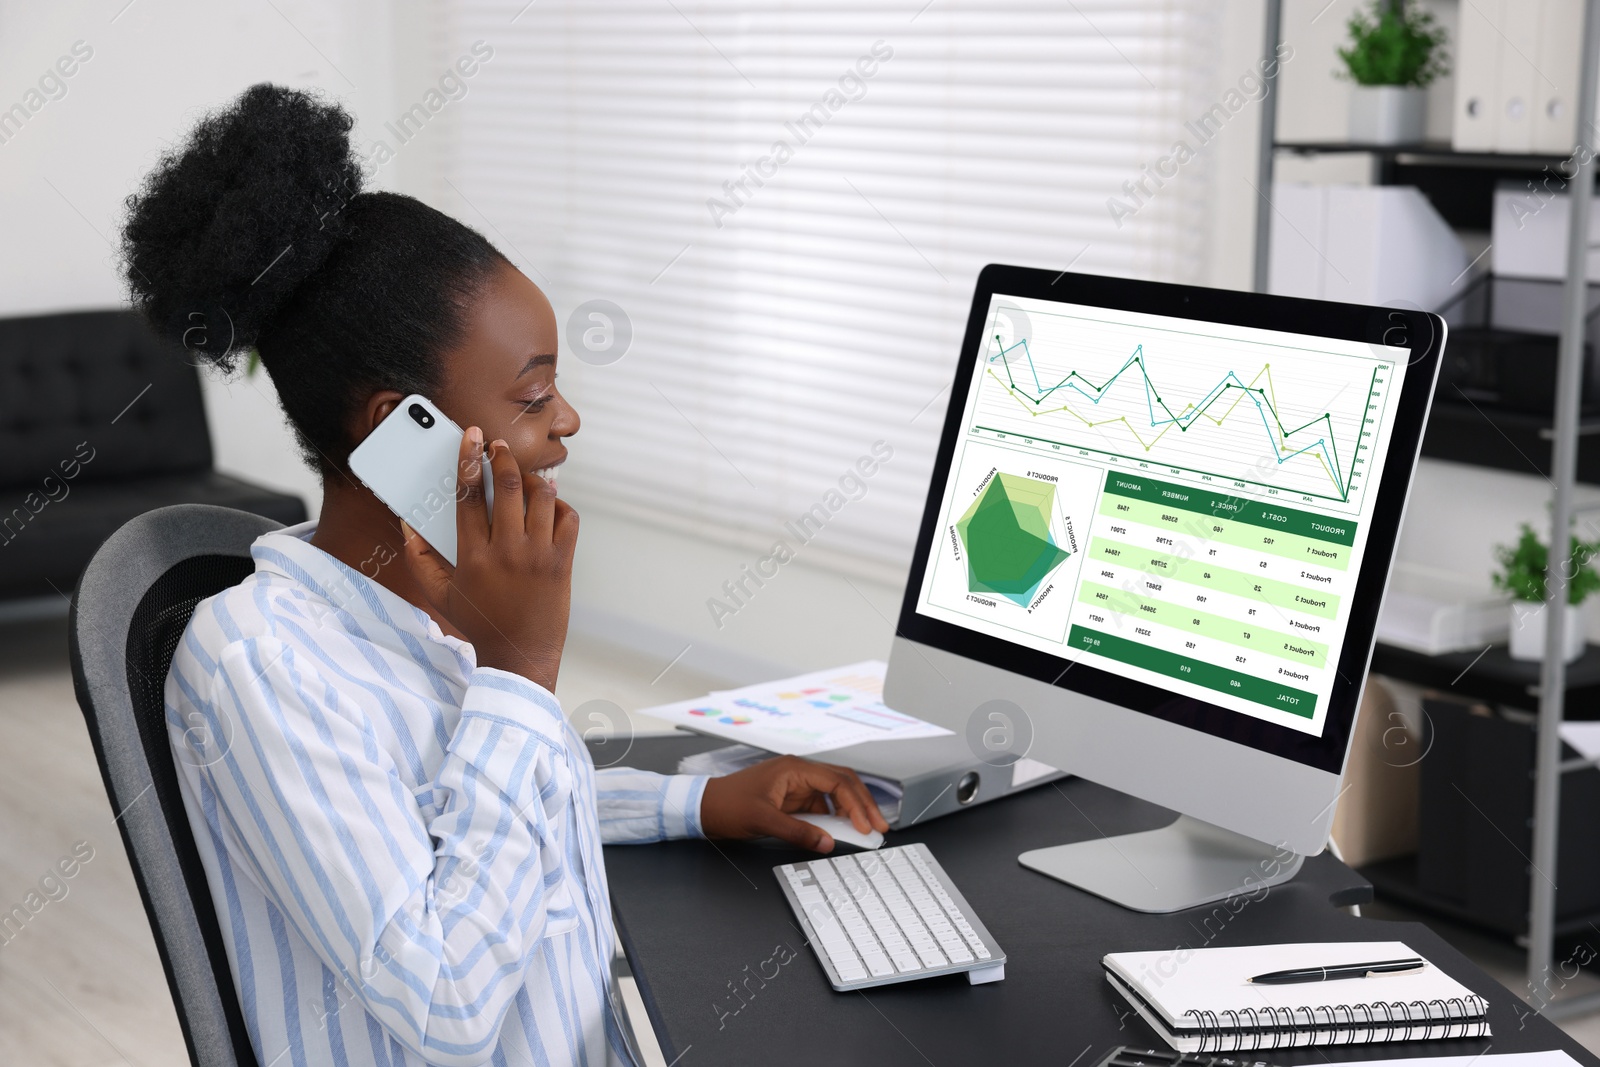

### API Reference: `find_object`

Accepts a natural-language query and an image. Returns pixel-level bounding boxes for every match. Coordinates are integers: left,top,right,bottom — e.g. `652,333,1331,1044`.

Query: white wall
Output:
0,0,896,677
9,0,1581,682
565,510,905,685
0,0,443,521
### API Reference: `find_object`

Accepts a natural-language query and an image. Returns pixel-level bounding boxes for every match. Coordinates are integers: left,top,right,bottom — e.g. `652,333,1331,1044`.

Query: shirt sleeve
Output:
194,637,585,1067
592,767,710,844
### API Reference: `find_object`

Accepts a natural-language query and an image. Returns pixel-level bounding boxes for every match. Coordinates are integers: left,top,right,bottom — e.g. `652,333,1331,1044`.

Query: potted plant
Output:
1492,523,1599,662
1337,0,1449,145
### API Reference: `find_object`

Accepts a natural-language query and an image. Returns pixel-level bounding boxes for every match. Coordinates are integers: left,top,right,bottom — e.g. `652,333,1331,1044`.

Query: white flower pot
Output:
1508,601,1586,662
1348,85,1428,145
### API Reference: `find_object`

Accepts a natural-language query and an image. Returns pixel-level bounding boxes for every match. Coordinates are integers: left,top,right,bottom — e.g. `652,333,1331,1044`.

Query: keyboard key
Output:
818,927,855,953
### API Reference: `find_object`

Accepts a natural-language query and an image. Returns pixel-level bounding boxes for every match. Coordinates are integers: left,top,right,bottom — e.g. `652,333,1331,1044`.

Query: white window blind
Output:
431,1,1220,581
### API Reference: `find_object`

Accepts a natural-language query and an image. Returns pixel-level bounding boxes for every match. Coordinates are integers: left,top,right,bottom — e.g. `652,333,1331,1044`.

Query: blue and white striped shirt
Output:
165,520,709,1067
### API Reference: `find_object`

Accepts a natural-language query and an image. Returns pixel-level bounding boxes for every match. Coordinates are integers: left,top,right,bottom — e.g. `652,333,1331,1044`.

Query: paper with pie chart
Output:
924,441,1099,643
637,660,951,756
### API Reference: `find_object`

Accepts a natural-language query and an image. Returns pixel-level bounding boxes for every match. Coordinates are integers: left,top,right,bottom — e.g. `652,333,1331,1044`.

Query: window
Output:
434,1,1219,580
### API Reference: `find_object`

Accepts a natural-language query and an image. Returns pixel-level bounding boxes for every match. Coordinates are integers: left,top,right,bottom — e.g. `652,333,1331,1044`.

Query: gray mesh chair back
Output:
69,504,282,1067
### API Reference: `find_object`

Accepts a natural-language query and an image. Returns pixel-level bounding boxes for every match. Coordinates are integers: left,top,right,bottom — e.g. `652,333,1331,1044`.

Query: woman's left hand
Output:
699,755,891,852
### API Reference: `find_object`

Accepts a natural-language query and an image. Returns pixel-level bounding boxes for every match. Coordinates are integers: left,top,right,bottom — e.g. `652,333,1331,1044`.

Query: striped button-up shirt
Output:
165,520,709,1067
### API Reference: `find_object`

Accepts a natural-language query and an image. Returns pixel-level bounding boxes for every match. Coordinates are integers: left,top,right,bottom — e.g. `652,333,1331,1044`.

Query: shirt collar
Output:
250,519,459,648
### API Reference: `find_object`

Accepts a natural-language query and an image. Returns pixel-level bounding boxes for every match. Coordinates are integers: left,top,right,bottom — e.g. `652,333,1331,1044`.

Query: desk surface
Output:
600,735,1599,1067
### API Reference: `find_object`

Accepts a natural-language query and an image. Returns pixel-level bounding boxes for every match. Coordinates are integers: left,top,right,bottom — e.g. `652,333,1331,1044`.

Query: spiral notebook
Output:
1103,941,1490,1052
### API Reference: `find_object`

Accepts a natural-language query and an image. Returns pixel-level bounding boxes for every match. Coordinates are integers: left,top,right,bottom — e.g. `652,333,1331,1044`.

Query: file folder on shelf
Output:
1452,0,1502,151
1536,0,1584,153
1454,0,1587,154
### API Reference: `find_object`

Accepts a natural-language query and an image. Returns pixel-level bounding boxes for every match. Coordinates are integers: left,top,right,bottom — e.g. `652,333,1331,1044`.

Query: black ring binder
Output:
1173,988,1487,1049
1406,998,1428,1039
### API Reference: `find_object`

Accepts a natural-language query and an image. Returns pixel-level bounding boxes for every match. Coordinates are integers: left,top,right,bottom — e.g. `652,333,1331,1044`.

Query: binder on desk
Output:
816,732,1064,828
679,733,1064,829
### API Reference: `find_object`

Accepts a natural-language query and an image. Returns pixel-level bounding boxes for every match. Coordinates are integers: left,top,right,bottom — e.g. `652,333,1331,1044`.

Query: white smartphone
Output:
347,394,491,567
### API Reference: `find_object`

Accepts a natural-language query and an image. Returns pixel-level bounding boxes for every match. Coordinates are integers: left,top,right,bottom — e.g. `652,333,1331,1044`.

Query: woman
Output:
125,84,887,1067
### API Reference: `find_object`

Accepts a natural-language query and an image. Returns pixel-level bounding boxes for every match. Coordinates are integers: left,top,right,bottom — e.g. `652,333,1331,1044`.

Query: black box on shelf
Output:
1441,327,1598,414
1434,275,1600,415
1417,699,1600,937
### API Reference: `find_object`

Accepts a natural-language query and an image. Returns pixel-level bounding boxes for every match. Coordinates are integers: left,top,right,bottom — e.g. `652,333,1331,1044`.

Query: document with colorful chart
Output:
636,660,952,756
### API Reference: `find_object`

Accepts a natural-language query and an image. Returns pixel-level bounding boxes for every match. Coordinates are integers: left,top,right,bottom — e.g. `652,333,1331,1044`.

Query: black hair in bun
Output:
121,83,361,365
120,83,505,475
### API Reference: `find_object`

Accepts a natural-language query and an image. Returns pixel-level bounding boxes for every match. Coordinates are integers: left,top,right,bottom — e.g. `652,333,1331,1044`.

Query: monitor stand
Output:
1017,814,1304,913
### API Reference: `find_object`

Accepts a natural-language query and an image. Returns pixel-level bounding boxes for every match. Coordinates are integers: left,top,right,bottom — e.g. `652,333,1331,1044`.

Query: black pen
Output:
1248,957,1426,984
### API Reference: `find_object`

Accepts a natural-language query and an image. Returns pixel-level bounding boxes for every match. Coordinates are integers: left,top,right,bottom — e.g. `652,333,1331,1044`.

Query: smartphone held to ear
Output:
348,394,492,567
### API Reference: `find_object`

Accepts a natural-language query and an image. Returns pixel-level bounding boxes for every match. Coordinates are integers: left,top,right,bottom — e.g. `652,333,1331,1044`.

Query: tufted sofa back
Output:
0,309,212,488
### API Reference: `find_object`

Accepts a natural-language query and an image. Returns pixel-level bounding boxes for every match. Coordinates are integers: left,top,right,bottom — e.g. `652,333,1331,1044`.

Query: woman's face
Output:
433,259,579,490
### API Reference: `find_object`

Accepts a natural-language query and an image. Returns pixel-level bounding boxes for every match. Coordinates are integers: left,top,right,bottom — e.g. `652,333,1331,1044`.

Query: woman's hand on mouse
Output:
699,755,890,852
400,427,577,692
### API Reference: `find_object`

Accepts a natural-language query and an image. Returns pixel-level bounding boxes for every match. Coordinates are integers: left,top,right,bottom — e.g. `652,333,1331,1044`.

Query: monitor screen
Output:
911,290,1413,745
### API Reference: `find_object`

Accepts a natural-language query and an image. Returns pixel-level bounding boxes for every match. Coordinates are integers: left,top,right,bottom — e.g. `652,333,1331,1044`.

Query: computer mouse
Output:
793,812,884,851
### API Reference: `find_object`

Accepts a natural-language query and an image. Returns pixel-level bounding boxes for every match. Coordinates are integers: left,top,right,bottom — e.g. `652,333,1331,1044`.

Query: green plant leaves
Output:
1337,0,1450,88
1492,522,1600,605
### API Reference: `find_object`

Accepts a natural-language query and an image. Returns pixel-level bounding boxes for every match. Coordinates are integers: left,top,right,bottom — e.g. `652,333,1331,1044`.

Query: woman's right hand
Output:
399,425,579,691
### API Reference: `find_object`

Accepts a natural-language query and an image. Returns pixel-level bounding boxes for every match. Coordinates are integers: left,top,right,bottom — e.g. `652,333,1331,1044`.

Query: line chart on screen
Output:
970,303,1396,516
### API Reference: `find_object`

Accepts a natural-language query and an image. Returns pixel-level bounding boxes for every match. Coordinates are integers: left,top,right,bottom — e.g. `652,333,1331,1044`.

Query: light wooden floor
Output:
4,615,1599,1063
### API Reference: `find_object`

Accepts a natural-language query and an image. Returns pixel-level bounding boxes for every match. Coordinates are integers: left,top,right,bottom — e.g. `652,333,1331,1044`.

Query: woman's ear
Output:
358,390,408,439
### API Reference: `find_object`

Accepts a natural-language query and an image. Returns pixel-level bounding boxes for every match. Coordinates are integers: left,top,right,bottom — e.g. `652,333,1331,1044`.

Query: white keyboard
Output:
776,843,1006,991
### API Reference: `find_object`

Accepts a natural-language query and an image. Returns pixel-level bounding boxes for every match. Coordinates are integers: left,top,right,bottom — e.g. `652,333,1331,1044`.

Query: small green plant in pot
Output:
1337,0,1449,144
1492,523,1600,662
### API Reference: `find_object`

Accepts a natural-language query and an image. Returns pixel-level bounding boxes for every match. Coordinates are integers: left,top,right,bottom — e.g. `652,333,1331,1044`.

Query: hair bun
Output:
120,83,362,368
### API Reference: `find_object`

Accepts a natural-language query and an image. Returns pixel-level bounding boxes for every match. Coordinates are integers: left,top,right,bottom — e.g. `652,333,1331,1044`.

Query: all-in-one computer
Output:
884,264,1444,912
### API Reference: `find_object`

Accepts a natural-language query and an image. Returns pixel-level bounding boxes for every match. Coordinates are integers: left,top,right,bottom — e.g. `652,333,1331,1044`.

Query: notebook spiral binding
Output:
1181,994,1488,1051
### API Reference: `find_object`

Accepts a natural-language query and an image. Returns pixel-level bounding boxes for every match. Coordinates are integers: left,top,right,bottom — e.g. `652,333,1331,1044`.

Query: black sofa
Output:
0,309,307,603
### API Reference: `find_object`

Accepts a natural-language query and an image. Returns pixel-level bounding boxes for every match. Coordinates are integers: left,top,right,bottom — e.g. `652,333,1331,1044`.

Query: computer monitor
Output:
884,264,1444,913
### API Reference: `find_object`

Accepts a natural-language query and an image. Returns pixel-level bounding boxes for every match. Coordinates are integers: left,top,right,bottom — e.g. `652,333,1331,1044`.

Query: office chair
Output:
69,503,279,1067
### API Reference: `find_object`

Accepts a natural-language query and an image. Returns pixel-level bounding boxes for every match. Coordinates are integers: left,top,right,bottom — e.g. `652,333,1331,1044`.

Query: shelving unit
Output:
1254,0,1600,1020
1369,642,1600,711
1275,141,1569,229
1276,140,1567,162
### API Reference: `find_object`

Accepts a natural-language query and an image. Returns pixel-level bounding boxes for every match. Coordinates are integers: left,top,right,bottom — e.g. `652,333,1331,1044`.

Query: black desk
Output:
600,736,1599,1066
